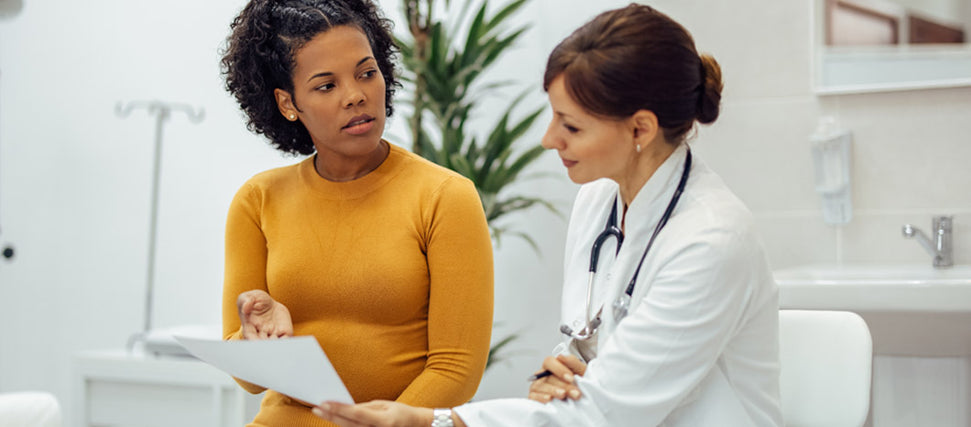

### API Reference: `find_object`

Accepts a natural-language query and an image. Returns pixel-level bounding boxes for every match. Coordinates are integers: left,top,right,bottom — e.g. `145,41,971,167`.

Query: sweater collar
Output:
299,141,405,200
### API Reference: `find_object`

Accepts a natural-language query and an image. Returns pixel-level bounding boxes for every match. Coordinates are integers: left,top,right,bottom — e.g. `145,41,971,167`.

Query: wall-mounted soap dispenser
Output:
810,117,853,225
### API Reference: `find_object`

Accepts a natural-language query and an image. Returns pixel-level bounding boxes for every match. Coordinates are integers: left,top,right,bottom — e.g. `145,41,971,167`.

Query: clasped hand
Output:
528,354,587,403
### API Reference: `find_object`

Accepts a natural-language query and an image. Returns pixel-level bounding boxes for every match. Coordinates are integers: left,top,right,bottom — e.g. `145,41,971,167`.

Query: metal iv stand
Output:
115,100,205,353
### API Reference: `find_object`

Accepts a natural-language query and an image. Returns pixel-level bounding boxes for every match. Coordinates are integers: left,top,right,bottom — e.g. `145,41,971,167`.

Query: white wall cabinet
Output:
74,350,261,427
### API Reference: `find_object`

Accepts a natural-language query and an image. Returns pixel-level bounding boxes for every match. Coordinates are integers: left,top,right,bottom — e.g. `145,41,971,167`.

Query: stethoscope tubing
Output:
588,205,623,273
622,150,692,297
563,149,693,342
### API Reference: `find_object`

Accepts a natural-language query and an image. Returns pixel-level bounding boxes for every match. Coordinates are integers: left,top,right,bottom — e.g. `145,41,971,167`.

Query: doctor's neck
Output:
616,140,678,208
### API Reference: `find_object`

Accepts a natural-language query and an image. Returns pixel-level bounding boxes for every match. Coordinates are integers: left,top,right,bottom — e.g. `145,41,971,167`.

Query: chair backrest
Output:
778,310,873,427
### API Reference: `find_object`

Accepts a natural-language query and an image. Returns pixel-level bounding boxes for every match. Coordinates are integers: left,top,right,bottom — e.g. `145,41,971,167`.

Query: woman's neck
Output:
313,140,389,182
616,141,677,207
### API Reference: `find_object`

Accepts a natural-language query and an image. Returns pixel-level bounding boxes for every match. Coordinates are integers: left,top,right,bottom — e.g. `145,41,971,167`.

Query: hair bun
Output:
697,53,723,124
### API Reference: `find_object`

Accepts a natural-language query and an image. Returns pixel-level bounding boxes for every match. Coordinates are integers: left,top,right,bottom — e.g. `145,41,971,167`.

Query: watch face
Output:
432,408,453,427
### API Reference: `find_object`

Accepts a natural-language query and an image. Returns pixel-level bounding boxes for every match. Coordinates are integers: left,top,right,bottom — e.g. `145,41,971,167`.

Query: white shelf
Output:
74,349,261,427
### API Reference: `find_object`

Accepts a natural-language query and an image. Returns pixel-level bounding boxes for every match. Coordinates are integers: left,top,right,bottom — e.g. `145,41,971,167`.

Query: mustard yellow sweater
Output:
222,143,494,427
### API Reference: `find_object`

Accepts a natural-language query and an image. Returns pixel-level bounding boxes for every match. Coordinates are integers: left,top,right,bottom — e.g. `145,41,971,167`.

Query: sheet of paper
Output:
174,335,353,404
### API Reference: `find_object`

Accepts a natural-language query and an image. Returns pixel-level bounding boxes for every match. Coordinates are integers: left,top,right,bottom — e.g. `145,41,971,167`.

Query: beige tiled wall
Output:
649,0,971,269
657,1,816,100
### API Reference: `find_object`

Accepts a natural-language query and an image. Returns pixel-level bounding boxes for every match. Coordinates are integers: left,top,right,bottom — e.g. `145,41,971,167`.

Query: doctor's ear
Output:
631,110,659,143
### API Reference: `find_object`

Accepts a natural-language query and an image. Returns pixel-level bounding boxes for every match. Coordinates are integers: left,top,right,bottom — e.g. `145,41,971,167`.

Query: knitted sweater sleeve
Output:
221,182,269,394
395,176,495,407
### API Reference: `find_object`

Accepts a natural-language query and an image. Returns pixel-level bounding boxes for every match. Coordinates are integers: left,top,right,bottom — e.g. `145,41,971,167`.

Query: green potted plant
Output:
397,0,557,251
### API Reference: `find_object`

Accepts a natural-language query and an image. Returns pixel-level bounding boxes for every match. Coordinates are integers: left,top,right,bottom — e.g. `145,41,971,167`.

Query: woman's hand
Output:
236,290,293,340
312,400,440,427
528,354,587,403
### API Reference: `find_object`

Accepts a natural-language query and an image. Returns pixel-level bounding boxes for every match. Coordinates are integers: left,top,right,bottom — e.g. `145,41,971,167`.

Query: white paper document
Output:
174,335,353,404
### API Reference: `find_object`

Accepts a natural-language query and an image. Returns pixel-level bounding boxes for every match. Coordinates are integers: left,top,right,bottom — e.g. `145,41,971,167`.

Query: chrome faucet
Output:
902,216,953,268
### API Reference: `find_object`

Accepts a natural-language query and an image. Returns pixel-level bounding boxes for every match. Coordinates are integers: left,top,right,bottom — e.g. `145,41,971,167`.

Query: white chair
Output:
0,391,62,427
778,310,873,427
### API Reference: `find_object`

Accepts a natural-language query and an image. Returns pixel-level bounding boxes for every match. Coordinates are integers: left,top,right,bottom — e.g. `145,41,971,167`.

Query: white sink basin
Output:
774,263,971,284
774,263,971,312
774,263,971,356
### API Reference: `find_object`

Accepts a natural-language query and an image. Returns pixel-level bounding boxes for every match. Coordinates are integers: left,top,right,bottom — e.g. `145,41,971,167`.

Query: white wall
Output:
1,0,970,425
0,0,295,413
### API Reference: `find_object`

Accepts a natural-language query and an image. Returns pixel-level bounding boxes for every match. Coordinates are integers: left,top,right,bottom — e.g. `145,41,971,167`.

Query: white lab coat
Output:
454,145,783,426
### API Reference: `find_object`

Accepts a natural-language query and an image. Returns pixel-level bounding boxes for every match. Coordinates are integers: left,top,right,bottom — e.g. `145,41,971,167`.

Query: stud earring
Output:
635,144,642,153
288,113,296,121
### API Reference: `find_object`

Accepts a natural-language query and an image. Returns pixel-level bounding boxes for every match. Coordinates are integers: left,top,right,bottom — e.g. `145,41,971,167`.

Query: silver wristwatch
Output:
431,408,454,427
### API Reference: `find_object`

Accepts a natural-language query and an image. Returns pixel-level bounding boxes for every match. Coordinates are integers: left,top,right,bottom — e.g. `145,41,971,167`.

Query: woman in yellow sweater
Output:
219,0,494,425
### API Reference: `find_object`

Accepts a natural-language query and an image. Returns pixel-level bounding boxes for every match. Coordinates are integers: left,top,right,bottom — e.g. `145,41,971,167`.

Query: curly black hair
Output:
221,0,399,155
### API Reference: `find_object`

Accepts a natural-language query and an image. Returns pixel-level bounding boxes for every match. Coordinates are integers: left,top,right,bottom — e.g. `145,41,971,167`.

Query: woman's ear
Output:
274,88,298,121
631,110,659,144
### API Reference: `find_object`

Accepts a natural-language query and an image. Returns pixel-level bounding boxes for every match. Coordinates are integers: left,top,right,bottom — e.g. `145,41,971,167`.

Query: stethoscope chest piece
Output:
611,293,631,322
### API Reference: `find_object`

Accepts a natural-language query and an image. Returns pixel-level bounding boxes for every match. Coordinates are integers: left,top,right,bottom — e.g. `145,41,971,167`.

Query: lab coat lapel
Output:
599,145,691,343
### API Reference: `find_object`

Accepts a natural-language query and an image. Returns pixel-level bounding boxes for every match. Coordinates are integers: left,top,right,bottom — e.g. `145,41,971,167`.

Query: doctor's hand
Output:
528,354,587,403
237,290,293,340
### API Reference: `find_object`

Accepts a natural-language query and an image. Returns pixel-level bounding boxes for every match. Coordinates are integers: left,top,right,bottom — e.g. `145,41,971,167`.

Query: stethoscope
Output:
560,150,692,341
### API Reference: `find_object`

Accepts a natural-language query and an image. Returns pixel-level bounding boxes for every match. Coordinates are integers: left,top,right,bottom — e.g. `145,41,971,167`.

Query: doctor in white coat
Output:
314,4,783,427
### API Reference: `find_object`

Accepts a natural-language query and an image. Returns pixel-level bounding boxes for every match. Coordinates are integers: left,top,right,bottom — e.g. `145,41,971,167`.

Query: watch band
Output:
431,408,454,427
